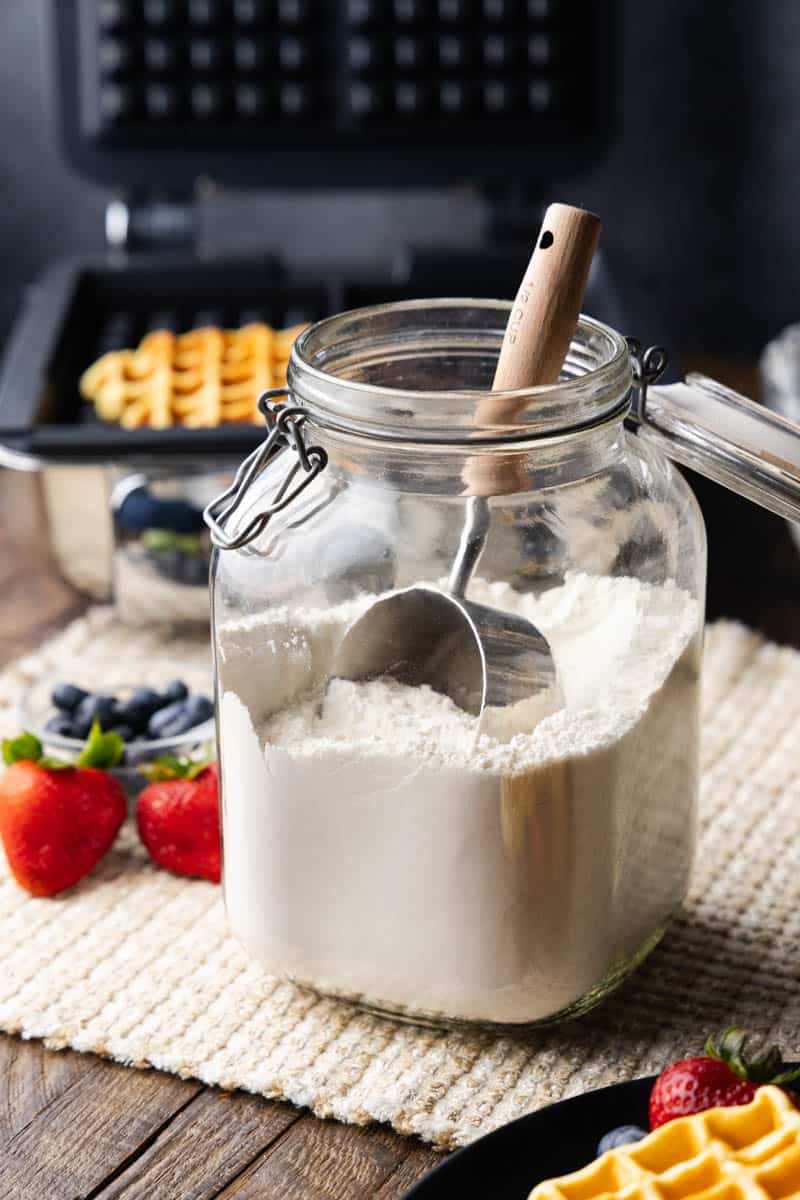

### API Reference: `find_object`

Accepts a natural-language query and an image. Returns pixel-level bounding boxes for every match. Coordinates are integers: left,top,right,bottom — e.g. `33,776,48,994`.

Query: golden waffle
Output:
79,323,306,430
529,1087,800,1200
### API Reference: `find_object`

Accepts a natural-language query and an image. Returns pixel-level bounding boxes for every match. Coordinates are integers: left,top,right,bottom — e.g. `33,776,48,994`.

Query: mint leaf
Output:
77,721,124,770
3,732,43,766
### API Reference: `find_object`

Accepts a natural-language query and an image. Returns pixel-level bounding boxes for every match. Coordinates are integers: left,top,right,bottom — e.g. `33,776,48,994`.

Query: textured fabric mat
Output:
1,609,799,1150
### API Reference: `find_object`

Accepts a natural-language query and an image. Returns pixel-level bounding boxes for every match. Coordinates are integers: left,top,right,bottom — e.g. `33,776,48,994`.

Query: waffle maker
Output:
0,0,651,624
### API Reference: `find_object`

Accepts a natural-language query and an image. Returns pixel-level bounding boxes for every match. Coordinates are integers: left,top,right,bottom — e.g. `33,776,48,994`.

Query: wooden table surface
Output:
2,356,799,1199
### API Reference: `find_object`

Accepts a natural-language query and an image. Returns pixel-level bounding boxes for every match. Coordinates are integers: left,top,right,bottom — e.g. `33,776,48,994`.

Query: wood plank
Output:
91,1089,301,1200
0,1034,86,1143
374,1144,446,1198
215,1115,417,1200
0,1052,202,1200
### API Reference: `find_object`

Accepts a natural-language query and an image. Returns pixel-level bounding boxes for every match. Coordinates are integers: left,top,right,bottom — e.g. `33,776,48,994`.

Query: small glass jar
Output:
209,299,706,1030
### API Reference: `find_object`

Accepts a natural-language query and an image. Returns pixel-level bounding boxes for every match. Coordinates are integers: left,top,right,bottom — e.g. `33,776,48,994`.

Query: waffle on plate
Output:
529,1087,800,1200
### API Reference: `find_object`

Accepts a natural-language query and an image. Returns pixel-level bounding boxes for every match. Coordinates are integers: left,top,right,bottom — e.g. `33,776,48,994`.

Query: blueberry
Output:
115,488,164,532
158,708,200,738
117,688,163,728
74,694,118,731
71,714,94,739
52,683,89,713
147,700,187,739
114,708,147,737
597,1126,647,1155
182,694,214,728
117,490,204,535
45,715,76,737
108,724,135,741
164,679,189,702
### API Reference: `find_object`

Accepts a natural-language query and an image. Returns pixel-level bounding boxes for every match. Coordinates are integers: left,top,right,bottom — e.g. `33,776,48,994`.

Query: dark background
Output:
2,0,800,640
1,0,799,357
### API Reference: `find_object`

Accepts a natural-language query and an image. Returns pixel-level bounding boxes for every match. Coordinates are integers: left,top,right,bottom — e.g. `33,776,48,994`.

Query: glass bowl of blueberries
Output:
20,664,215,805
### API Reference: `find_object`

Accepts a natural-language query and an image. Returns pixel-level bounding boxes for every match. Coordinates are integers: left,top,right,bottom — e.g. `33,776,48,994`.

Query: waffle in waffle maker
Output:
0,0,660,625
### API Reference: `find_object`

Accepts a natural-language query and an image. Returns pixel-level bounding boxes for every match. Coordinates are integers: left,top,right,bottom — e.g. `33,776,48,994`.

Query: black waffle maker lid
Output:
0,0,614,466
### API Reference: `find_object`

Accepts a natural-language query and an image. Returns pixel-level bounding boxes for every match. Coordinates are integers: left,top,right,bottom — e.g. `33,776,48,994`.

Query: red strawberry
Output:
0,725,127,896
650,1028,800,1129
137,755,220,883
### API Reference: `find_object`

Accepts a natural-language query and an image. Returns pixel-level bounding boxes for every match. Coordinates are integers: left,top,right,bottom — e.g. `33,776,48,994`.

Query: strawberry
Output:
650,1028,800,1128
137,754,220,883
0,725,126,896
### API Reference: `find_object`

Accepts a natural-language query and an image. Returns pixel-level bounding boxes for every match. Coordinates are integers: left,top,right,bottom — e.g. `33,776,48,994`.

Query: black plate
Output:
404,1075,654,1200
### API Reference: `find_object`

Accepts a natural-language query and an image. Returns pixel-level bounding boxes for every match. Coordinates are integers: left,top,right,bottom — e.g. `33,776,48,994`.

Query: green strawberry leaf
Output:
77,721,124,770
38,756,73,771
705,1026,800,1085
771,1065,800,1085
3,731,44,766
141,748,213,782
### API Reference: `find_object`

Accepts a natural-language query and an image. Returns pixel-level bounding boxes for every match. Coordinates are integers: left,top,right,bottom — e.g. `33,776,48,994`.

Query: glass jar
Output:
209,299,707,1030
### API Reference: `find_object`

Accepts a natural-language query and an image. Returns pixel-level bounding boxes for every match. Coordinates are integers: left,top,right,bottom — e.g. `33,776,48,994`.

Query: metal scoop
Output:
331,495,557,715
331,204,602,723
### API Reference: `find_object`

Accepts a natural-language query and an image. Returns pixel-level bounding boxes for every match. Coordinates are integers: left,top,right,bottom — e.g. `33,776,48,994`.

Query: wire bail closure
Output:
203,387,329,551
206,341,665,552
626,338,669,420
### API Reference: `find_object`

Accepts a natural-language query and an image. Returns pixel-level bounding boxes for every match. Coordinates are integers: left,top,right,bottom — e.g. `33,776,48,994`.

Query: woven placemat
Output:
1,608,799,1151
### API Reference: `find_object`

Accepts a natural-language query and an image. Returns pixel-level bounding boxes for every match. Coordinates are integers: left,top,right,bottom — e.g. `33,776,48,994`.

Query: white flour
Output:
218,573,701,1025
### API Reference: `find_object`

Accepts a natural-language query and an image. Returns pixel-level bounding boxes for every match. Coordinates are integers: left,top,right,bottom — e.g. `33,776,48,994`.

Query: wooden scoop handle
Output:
464,203,601,496
491,203,601,396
